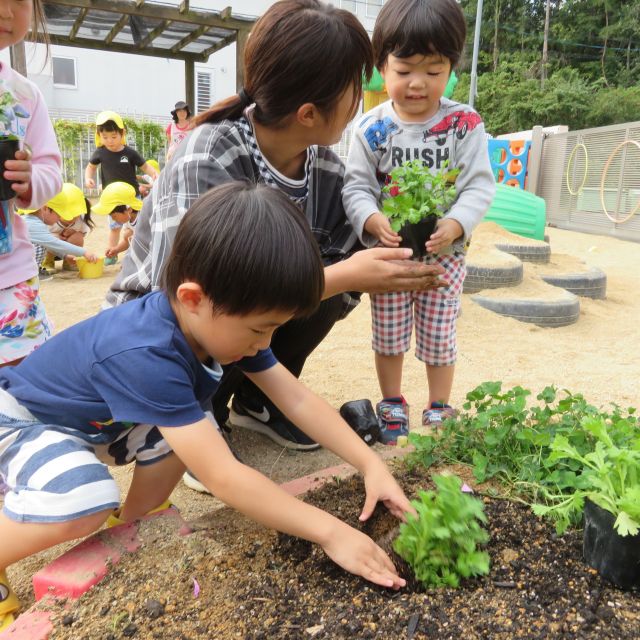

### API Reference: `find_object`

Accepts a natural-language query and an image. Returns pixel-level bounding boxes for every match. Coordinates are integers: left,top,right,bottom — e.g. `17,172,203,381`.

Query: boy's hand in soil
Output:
359,460,417,523
364,212,401,247
322,521,406,589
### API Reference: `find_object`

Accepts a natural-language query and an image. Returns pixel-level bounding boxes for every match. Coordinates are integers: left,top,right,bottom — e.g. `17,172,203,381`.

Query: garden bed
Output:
46,464,638,640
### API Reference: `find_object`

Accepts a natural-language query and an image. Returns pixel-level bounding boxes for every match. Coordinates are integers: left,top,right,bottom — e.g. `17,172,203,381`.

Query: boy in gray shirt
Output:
343,0,495,442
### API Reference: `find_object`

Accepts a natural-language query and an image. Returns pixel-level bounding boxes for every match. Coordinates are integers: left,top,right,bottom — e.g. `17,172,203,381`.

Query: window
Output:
340,0,357,12
366,0,383,18
52,56,77,88
196,71,213,114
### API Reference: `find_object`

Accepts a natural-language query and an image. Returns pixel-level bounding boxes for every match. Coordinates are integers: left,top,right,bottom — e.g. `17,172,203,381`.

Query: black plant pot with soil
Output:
583,498,640,590
398,214,438,258
0,139,20,201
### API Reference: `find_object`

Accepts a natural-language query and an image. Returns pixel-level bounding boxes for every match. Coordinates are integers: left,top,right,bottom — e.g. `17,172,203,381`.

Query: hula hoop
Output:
565,143,588,195
600,140,640,224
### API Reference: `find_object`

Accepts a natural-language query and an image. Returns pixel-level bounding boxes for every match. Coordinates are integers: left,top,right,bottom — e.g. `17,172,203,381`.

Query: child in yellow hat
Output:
91,182,143,264
19,184,99,279
42,185,95,273
84,111,158,257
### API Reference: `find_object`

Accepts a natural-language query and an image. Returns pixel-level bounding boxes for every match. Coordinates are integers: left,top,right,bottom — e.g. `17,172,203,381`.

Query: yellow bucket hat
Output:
95,111,127,147
92,182,142,216
46,183,87,221
146,159,160,173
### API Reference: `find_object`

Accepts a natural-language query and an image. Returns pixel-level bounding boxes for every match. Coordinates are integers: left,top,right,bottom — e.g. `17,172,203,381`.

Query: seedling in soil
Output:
393,474,490,588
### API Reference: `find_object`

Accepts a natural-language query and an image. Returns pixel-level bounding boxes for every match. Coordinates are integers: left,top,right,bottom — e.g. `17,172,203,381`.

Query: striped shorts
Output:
370,253,466,366
0,388,172,523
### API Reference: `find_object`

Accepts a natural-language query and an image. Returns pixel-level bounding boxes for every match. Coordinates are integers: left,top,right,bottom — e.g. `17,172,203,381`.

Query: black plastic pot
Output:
339,399,380,446
583,498,640,590
398,215,438,258
0,139,19,201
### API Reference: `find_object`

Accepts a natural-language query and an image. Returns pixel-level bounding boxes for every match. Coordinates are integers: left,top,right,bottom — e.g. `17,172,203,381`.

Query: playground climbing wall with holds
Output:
488,139,531,189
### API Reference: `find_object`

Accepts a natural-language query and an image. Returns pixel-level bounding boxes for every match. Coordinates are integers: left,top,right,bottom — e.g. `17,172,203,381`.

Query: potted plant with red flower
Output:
382,159,459,258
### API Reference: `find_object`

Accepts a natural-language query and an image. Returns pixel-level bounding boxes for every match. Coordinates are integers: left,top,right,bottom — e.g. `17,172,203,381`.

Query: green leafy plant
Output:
393,474,490,588
405,382,638,532
532,416,640,536
381,159,460,232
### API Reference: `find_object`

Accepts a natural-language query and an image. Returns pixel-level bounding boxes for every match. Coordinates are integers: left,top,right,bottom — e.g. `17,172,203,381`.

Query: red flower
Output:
389,185,400,197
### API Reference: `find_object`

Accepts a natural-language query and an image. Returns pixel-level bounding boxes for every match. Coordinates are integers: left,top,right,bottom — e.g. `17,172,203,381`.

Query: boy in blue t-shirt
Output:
0,182,412,630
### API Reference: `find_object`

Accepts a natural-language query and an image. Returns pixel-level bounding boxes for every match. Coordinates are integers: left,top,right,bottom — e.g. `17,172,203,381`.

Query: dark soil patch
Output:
46,465,638,639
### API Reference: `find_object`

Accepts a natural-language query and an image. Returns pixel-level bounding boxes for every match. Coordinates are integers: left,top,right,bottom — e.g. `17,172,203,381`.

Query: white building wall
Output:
0,0,382,121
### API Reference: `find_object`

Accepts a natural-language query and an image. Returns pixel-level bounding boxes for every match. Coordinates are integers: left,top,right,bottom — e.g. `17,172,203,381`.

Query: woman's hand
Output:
321,521,406,589
4,149,32,199
344,247,446,294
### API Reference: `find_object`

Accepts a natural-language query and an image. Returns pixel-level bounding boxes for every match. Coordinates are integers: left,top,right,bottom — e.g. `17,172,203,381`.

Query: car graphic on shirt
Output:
361,116,400,152
423,111,482,146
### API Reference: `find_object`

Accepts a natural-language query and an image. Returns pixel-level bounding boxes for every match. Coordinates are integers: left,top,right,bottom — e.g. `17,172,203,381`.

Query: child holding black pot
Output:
0,0,63,368
0,183,413,630
342,0,495,442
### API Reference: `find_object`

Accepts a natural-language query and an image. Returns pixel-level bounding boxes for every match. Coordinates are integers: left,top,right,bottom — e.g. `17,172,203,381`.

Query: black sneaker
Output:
228,397,320,451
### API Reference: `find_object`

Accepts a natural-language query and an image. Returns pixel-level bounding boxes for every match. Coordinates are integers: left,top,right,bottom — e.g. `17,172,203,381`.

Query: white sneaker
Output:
182,471,210,494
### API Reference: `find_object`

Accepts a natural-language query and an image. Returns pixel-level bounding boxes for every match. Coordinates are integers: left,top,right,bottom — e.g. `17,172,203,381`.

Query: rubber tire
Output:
495,242,551,264
463,261,523,294
539,267,607,300
471,292,580,327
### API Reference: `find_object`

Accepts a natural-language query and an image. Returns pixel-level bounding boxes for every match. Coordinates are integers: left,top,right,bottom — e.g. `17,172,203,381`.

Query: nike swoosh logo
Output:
245,407,270,423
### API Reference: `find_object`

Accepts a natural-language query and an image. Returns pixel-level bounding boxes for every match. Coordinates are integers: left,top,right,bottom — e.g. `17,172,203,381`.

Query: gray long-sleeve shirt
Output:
343,98,495,251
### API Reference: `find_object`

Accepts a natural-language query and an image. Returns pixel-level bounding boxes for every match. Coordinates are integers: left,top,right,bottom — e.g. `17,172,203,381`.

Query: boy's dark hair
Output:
110,205,127,214
164,182,325,318
97,120,124,136
195,0,373,128
372,0,466,70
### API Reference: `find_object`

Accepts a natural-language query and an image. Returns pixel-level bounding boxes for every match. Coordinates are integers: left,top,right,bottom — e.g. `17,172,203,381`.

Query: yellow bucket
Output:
76,257,104,279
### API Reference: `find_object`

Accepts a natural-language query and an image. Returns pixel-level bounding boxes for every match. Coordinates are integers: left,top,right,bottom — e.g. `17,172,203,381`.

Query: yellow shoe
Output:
41,253,56,271
0,571,20,632
106,500,175,528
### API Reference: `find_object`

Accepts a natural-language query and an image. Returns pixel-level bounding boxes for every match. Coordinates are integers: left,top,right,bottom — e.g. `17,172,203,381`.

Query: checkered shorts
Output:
370,253,466,366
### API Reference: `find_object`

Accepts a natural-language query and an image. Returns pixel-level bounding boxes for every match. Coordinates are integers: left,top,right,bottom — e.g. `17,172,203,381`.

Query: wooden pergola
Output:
11,0,254,109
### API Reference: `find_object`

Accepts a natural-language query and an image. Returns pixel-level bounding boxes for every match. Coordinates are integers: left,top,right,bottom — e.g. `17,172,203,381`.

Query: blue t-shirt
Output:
0,291,276,438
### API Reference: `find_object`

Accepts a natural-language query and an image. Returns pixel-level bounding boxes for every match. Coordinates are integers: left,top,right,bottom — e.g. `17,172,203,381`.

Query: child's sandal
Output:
0,570,21,631
106,500,175,528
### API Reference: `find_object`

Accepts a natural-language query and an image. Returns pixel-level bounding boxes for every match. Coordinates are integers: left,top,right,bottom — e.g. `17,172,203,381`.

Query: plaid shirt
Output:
105,118,361,312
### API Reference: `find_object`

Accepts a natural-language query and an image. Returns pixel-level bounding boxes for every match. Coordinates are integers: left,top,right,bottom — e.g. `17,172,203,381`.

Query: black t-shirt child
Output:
90,146,145,195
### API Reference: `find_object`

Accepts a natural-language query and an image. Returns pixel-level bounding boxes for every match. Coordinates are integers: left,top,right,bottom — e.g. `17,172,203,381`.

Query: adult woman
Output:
106,0,444,461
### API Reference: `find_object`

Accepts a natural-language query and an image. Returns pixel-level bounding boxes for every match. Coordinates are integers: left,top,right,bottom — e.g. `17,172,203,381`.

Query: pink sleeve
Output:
166,123,172,135
16,84,62,210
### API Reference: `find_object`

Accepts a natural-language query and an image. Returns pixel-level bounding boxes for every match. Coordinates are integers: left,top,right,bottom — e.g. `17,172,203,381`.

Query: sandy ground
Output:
6,215,640,607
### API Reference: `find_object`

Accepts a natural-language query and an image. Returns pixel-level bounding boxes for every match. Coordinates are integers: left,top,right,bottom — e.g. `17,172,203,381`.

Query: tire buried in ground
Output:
495,242,551,263
471,292,580,327
539,267,607,299
463,262,523,294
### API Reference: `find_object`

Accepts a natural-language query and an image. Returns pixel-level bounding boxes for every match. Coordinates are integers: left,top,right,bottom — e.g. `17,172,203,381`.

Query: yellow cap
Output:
95,110,127,147
146,159,160,173
92,182,142,216
15,207,38,214
46,183,87,221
